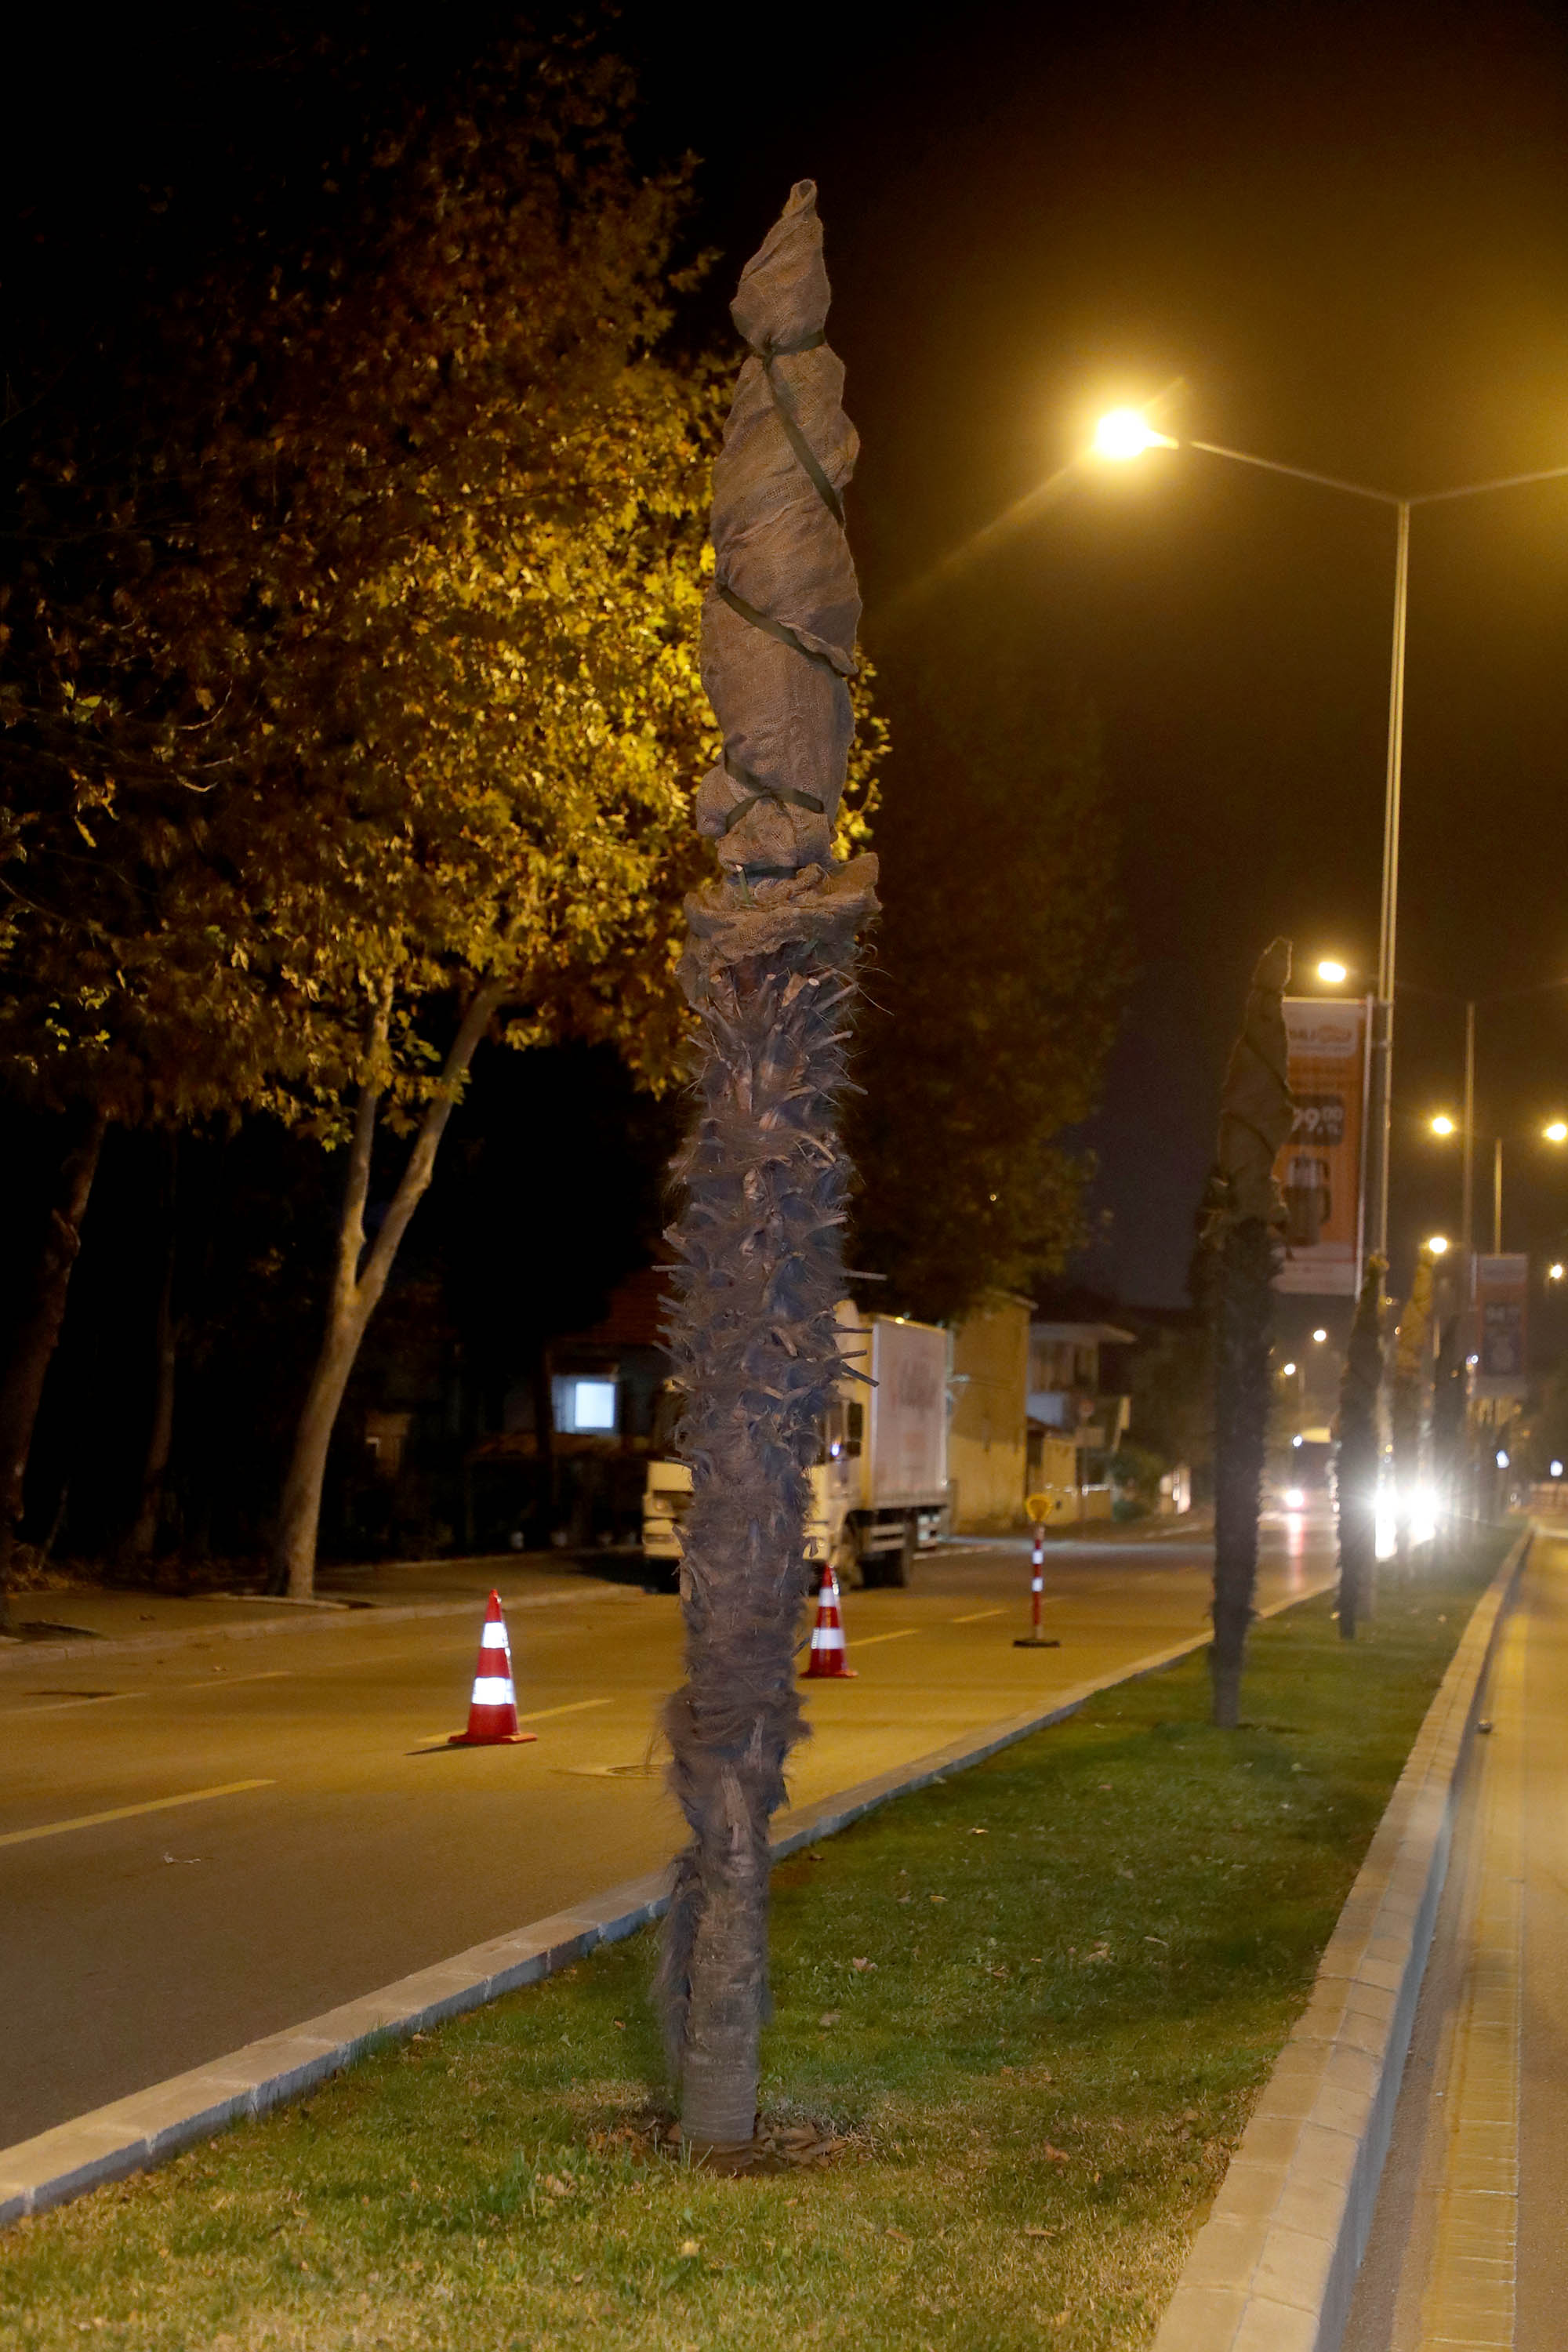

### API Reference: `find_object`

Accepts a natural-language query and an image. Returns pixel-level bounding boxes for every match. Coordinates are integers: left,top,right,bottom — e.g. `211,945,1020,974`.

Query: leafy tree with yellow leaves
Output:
0,38,741,1603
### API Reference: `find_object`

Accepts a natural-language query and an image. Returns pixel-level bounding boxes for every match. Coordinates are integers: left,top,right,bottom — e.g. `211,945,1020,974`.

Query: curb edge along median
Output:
1151,1525,1532,2352
0,1570,1327,2230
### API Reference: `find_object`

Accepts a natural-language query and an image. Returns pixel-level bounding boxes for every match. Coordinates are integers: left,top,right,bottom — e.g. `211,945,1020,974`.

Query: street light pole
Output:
1369,499,1411,1261
1092,412,1568,1265
1462,1000,1476,1255
1494,1137,1504,1256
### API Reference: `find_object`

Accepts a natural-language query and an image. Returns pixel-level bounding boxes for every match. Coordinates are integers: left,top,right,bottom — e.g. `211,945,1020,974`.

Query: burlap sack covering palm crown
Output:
686,179,877,971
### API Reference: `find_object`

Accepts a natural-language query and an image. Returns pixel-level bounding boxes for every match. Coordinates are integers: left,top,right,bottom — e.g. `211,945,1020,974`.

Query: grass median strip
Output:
1,1533,1507,2351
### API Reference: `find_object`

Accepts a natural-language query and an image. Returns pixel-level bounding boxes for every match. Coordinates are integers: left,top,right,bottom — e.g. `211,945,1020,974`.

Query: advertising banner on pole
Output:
1472,1253,1529,1399
1273,996,1370,1296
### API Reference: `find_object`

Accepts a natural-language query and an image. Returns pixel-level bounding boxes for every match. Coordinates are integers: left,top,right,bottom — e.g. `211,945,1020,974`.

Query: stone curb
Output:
0,1582,622,1674
1151,1526,1532,2352
0,1572,1327,2230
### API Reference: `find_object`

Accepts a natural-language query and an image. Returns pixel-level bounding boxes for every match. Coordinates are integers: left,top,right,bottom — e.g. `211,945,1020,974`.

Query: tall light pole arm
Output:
1410,462,1568,508
1185,440,1401,506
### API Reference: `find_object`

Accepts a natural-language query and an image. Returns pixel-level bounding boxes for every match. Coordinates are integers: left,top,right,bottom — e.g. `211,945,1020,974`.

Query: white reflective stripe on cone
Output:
811,1628,846,1650
480,1622,509,1650
470,1675,514,1705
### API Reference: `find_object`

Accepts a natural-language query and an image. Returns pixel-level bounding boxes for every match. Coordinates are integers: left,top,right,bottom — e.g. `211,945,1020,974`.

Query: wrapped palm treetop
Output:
1205,936,1294,1729
659,183,878,2153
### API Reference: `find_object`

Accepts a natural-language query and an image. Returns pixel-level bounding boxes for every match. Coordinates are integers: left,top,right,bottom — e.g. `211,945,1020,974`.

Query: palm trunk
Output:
660,906,868,2145
1210,1216,1275,1726
270,979,505,1598
1390,1247,1434,1577
656,183,875,2150
0,1100,108,1628
1202,938,1293,1729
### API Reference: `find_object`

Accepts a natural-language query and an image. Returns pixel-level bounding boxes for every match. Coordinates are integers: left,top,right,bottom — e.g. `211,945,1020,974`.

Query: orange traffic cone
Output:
803,1562,856,1679
448,1591,537,1745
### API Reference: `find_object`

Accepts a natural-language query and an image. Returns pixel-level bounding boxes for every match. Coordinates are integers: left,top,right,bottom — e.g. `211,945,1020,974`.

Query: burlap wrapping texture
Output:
693,180,862,885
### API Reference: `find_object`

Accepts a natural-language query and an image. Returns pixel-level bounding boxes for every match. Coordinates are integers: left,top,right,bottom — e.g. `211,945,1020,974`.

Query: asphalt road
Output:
0,1519,1333,2147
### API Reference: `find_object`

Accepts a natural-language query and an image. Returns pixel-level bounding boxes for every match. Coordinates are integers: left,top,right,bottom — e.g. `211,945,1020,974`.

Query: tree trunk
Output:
120,1135,180,1572
1210,1215,1276,1727
270,980,506,1599
0,1101,108,1629
659,898,869,2148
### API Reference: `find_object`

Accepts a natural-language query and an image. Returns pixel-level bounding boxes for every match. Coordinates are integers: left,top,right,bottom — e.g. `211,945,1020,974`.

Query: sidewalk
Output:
1343,1526,1567,2350
0,1550,622,1668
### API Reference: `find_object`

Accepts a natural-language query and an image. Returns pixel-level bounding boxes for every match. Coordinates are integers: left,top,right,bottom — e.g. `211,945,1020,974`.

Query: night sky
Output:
12,0,1568,1312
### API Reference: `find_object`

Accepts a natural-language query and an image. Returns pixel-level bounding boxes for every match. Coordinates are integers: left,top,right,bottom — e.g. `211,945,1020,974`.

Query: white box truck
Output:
642,1302,950,1589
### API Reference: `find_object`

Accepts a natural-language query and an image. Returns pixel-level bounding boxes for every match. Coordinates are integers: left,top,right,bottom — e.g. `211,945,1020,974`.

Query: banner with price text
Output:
1272,996,1370,1296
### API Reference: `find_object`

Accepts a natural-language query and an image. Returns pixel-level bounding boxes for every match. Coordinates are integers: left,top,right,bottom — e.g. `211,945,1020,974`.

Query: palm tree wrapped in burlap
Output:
1203,937,1294,1729
1336,1251,1388,1639
1390,1244,1436,1573
657,183,878,2154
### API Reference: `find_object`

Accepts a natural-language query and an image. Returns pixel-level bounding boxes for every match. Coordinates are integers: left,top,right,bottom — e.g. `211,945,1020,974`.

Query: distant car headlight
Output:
1283,1486,1305,1510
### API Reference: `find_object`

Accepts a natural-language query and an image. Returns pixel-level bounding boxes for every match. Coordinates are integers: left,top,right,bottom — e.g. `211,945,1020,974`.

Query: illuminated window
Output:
554,1377,619,1434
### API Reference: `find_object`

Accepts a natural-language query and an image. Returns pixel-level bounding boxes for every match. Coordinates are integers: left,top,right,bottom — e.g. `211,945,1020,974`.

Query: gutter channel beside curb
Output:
0,1576,1322,2228
1150,1525,1532,2352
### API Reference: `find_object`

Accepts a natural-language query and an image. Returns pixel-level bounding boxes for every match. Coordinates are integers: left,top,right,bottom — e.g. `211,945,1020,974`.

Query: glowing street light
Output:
1281,1361,1298,1377
1092,408,1175,461
1549,1262,1566,1283
1544,1120,1568,1144
1312,1327,1328,1345
1316,958,1348,986
1427,1234,1450,1256
1430,1112,1457,1137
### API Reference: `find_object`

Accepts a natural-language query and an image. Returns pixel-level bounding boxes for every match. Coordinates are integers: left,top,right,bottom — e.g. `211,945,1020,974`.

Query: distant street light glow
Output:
1496,1450,1511,1470
1316,959,1348,985
1093,408,1173,460
1312,1327,1328,1345
1549,1262,1566,1283
1553,1460,1565,1479
1430,1113,1457,1137
1282,1361,1297,1376
1545,1120,1568,1143
1427,1234,1450,1256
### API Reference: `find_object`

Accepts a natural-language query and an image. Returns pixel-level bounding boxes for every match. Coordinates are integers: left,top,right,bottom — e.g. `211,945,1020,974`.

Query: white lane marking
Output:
0,1780,275,1849
848,1628,921,1650
516,1697,616,1726
8,1668,295,1719
7,1691,146,1717
951,1609,1004,1624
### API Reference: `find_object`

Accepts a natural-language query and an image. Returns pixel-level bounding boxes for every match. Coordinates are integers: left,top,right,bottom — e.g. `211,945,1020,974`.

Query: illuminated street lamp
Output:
1312,1327,1328,1344
1545,1120,1568,1145
1427,1233,1450,1256
1094,408,1177,460
1430,1112,1457,1137
1091,410,1568,1258
1548,1261,1565,1283
1316,958,1348,986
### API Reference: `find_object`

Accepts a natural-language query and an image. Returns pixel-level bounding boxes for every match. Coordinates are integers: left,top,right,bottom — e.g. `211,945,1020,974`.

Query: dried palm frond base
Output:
597,2109,869,2177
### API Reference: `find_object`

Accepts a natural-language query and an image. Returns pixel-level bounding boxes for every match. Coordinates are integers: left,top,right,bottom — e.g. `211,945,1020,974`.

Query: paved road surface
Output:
1343,1530,1566,2351
0,1521,1331,2147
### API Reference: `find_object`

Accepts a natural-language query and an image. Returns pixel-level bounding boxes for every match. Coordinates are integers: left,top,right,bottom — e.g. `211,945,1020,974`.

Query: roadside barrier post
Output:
1014,1520,1061,1650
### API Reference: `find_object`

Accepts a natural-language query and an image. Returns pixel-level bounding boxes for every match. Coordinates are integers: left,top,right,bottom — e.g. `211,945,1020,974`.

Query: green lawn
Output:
3,1533,1508,2352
